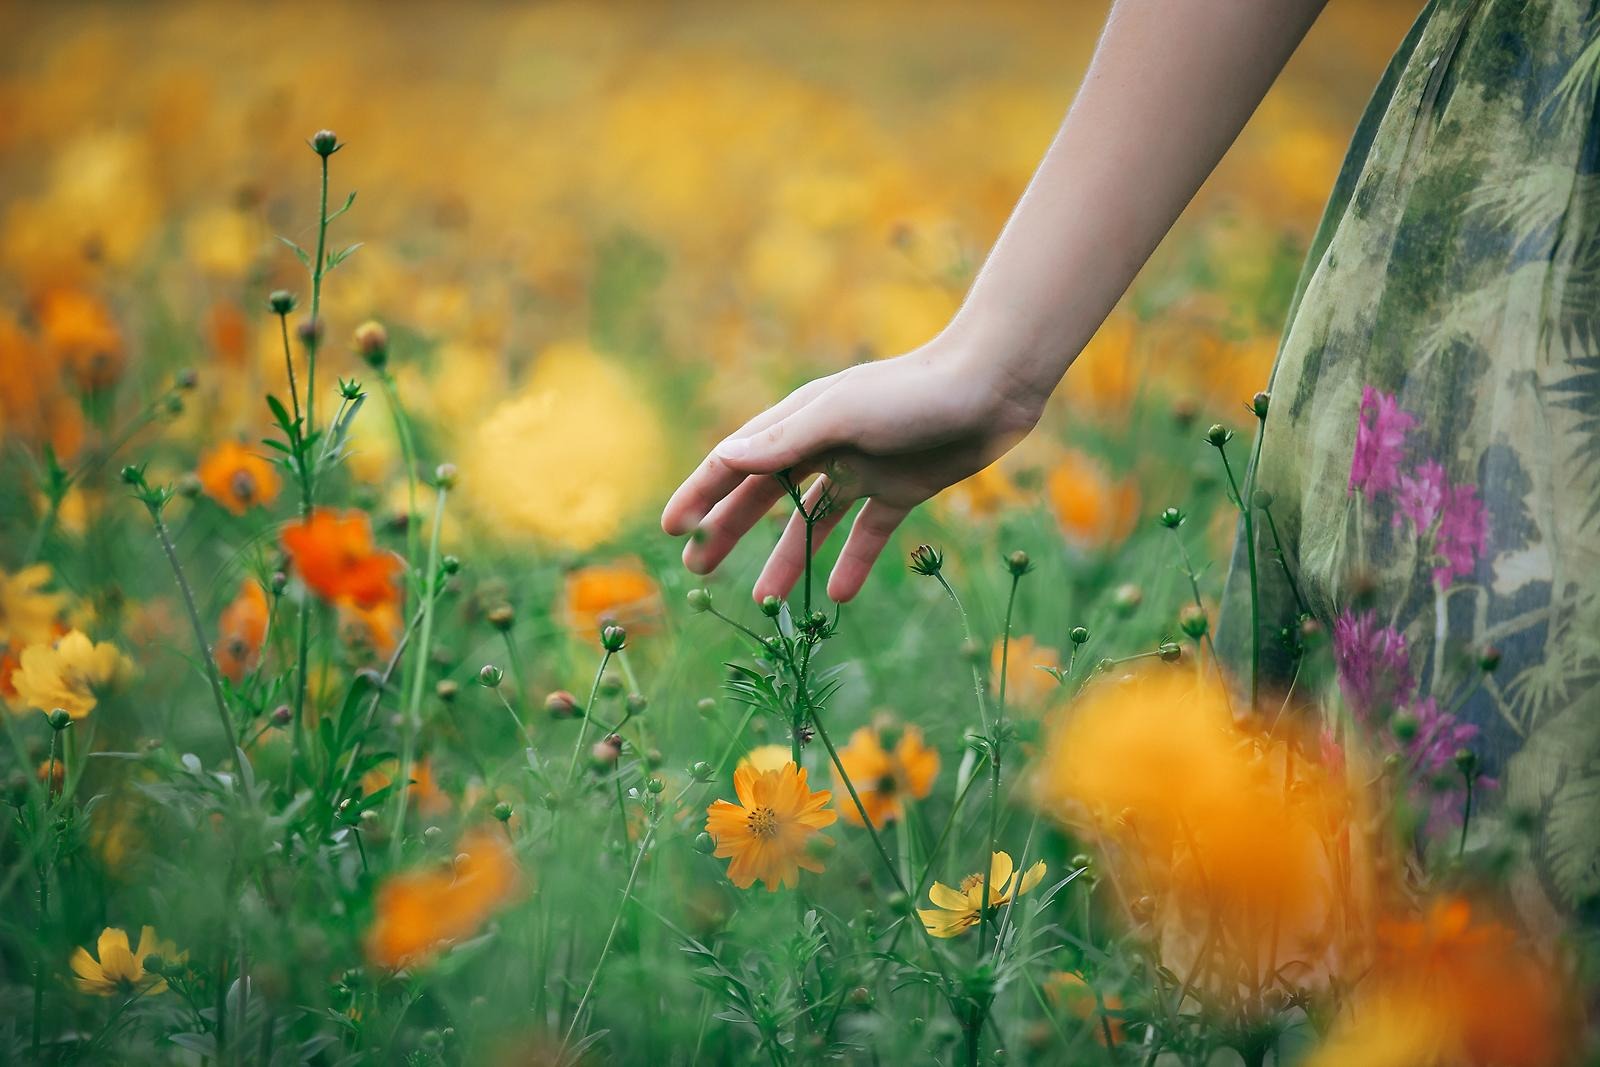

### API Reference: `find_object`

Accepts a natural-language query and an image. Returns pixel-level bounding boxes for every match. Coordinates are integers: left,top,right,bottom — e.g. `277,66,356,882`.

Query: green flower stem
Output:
563,809,657,1050
377,372,421,593
566,650,615,784
977,572,1021,950
1259,501,1309,617
933,572,992,737
1218,443,1260,710
306,151,330,435
391,481,448,853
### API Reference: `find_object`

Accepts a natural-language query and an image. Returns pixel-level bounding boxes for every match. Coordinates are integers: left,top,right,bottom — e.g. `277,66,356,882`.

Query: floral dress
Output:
1218,0,1600,926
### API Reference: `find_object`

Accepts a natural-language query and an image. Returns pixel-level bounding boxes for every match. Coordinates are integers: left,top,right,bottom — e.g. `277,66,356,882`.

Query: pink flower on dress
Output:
1332,609,1414,721
1348,386,1417,500
1393,459,1447,532
1432,482,1488,589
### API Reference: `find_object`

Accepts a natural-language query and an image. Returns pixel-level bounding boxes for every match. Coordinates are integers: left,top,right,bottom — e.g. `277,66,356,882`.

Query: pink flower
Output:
1393,459,1447,532
1332,609,1414,721
1432,482,1488,589
1407,698,1477,777
1348,386,1416,500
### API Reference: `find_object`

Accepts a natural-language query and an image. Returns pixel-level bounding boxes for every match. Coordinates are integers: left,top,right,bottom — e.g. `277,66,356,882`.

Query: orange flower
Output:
281,509,404,609
561,560,661,640
197,441,281,515
339,599,401,658
1044,972,1123,1046
989,634,1062,710
365,830,519,969
832,723,939,827
214,579,268,684
362,758,449,817
705,761,837,891
36,287,125,392
1309,898,1576,1067
1044,450,1140,550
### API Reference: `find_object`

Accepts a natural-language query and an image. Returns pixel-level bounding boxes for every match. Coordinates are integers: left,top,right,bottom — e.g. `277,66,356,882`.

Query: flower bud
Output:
908,544,943,577
270,571,289,594
120,465,144,486
353,320,388,369
486,604,515,632
271,704,293,727
600,624,627,652
435,680,459,704
759,595,783,618
477,664,504,688
46,708,72,731
686,588,712,613
545,690,580,719
1157,641,1182,663
591,734,623,768
1159,506,1185,529
693,831,716,855
296,318,323,348
1205,423,1234,448
142,954,166,977
434,463,458,489
1178,605,1208,639
1112,583,1143,615
310,129,340,156
625,693,649,718
1252,488,1274,509
598,672,624,698
441,555,461,575
1096,657,1116,674
1391,712,1419,743
338,377,364,401
1069,626,1090,645
690,761,714,781
492,801,513,822
423,825,445,845
1478,645,1502,673
1251,391,1271,419
175,368,199,391
268,290,297,315
646,776,665,795
1070,853,1091,870
175,472,202,499
1005,549,1032,577
696,697,718,718
1130,895,1156,923
1454,748,1479,777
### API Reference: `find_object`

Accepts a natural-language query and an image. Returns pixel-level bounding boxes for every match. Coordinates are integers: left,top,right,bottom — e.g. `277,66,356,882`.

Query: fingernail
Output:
715,437,749,460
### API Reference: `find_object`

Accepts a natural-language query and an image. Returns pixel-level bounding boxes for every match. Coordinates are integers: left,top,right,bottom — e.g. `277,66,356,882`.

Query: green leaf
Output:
324,189,358,225
325,242,363,272
276,234,311,267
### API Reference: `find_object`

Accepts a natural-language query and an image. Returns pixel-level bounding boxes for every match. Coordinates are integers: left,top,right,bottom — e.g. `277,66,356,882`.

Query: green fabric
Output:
1218,0,1600,922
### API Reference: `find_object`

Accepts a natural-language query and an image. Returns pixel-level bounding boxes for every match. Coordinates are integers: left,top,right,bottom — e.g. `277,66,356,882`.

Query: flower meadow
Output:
0,4,1594,1065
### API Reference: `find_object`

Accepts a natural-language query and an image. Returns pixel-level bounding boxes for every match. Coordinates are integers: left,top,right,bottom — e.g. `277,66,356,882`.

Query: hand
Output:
660,339,1044,603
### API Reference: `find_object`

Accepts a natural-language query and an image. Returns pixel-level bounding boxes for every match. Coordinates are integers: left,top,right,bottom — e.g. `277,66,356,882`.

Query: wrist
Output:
932,311,1055,434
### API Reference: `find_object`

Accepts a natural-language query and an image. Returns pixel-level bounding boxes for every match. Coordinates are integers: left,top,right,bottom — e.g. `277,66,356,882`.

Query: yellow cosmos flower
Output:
10,629,132,719
0,564,67,649
832,723,939,828
917,851,1046,938
737,745,792,776
71,926,182,996
705,762,837,892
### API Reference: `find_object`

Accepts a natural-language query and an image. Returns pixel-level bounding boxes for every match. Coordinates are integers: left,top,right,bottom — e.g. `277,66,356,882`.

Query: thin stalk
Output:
378,372,421,592
563,815,657,1049
306,152,330,435
1218,443,1260,710
977,571,1022,949
566,651,615,784
391,482,448,853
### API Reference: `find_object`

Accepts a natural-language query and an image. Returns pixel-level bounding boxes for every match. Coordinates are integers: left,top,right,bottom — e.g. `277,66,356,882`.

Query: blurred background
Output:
0,0,1415,556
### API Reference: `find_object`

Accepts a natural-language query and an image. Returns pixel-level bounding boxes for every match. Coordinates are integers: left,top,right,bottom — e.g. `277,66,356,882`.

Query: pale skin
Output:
661,0,1331,602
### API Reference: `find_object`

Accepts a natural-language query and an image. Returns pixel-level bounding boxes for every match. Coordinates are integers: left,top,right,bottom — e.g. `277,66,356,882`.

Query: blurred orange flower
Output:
281,509,404,608
561,560,661,641
339,599,401,659
705,761,836,891
365,830,519,969
362,757,449,817
832,722,939,827
1045,451,1140,550
214,579,268,684
990,634,1062,710
36,287,125,392
197,440,281,515
1044,972,1123,1046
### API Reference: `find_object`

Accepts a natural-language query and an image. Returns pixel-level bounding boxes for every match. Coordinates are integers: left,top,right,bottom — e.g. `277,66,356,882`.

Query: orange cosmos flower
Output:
339,598,401,658
281,509,404,609
1045,451,1140,550
832,723,939,827
365,830,519,969
214,579,268,684
1044,972,1124,1047
705,761,837,891
990,634,1062,710
362,757,450,817
36,287,125,392
197,440,281,515
560,560,661,640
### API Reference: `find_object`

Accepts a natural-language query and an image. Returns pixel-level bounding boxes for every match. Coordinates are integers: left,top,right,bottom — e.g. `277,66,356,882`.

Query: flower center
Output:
231,469,257,503
876,773,898,794
746,806,778,837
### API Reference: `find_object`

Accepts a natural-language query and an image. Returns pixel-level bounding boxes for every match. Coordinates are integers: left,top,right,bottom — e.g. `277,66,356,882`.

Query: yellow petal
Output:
927,881,970,911
1016,860,1048,898
69,946,104,983
96,927,136,983
988,852,1015,903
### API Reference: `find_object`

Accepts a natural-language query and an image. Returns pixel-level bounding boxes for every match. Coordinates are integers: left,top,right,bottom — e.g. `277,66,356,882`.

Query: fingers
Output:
826,499,910,602
715,397,848,477
681,474,794,575
661,377,835,537
751,476,854,602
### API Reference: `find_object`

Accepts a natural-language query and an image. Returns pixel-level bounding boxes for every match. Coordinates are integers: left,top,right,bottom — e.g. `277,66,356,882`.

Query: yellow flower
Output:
737,745,792,776
459,342,668,549
70,926,182,996
9,629,132,719
918,851,1046,938
705,762,837,892
989,634,1062,710
832,723,939,828
0,565,67,649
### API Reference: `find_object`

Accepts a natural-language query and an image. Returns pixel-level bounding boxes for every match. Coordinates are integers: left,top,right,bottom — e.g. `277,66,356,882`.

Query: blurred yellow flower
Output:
1044,972,1123,1047
832,723,939,828
9,629,133,719
737,745,792,776
705,762,837,892
71,925,182,996
0,565,67,649
917,850,1046,938
460,342,668,549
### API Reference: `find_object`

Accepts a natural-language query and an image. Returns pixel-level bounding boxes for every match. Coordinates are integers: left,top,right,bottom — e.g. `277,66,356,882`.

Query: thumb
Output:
714,401,844,474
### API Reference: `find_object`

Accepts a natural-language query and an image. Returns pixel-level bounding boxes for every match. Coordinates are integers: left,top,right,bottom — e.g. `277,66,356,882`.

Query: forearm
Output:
947,0,1328,406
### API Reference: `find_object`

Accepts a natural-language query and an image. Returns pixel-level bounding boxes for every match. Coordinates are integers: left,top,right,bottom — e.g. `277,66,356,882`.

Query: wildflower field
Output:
1,3,1594,1065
